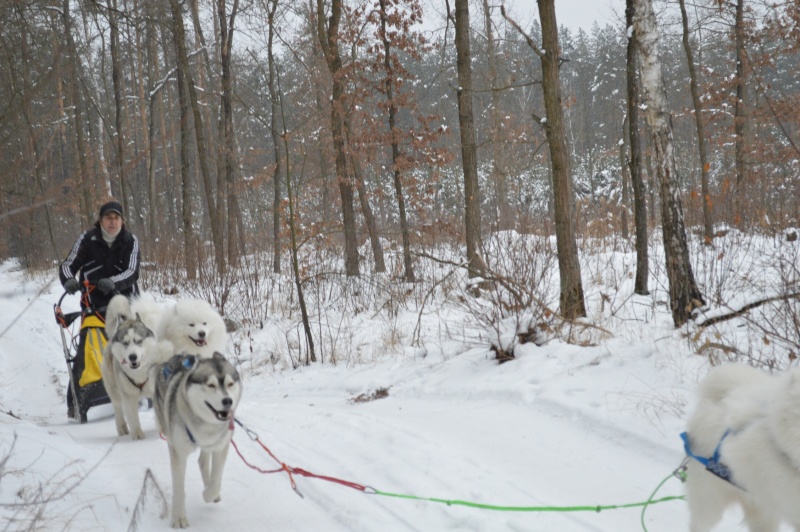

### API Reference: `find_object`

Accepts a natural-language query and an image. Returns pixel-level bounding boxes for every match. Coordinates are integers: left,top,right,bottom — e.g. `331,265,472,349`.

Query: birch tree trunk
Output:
634,0,705,327
626,0,649,295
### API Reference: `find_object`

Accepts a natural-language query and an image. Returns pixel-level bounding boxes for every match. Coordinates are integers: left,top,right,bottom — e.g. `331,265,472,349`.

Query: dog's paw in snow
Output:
170,514,189,529
202,488,221,503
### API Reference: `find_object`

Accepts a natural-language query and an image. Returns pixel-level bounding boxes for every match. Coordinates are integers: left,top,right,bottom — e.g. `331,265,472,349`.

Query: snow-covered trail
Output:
217,353,692,531
5,344,694,531
10,378,684,531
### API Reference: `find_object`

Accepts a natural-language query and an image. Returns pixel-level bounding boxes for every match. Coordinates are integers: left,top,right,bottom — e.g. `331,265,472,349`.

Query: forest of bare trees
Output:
1,0,799,328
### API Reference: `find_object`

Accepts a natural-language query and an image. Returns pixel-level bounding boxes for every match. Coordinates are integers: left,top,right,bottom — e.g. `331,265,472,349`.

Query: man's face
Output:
101,212,122,236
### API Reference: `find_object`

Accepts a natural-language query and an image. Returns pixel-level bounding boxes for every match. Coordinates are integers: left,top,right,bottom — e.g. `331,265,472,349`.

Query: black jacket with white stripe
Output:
59,224,140,313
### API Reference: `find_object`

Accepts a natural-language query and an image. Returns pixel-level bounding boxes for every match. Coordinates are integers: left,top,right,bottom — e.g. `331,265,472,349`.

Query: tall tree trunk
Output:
504,3,586,318
344,122,386,274
316,0,359,276
482,0,510,231
62,0,92,224
157,17,178,234
19,19,58,259
454,0,485,279
626,0,649,296
679,0,713,242
733,0,748,226
108,0,128,214
634,0,704,327
218,0,241,268
378,0,412,281
192,0,220,243
500,4,588,318
190,0,214,84
172,0,224,274
169,0,197,280
267,0,282,274
352,161,386,274
131,0,150,234
145,0,160,239
536,0,586,319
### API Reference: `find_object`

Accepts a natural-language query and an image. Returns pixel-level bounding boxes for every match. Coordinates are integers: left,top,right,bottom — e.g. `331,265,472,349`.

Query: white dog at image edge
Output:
684,363,800,531
157,299,228,358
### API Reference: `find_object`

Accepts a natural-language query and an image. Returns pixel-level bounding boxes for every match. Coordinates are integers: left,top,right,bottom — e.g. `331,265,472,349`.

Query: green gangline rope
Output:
370,477,684,515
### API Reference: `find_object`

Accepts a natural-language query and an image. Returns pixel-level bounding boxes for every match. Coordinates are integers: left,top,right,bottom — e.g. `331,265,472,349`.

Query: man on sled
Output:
58,200,140,422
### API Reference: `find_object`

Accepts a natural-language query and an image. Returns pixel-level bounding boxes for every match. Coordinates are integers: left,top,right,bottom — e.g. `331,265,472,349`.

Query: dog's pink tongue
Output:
192,337,207,346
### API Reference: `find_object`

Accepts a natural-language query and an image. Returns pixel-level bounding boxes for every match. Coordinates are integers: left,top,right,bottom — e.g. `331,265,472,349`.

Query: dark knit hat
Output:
99,201,123,218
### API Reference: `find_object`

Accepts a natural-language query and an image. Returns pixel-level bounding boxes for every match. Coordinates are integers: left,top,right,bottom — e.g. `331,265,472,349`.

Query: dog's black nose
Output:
128,354,138,363
198,330,206,338
222,397,232,408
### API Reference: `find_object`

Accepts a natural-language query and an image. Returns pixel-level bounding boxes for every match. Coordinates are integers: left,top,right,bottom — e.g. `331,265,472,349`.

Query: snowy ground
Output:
0,233,794,531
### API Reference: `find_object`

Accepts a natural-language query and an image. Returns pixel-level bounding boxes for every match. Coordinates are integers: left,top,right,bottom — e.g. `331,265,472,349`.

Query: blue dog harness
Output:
681,430,737,486
160,355,199,443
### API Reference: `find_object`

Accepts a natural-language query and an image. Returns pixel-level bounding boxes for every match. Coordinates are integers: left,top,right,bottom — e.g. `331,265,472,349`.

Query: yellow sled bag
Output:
78,314,106,387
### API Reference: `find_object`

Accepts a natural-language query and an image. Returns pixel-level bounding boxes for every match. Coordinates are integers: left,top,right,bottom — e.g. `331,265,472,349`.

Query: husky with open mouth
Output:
157,299,228,359
101,316,173,439
153,353,242,528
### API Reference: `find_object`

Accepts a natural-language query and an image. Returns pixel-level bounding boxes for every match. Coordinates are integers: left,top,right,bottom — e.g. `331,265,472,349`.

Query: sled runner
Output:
54,288,111,423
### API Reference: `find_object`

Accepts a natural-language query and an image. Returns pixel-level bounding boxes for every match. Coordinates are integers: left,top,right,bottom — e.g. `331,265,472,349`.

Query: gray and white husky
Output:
153,352,242,528
101,317,173,439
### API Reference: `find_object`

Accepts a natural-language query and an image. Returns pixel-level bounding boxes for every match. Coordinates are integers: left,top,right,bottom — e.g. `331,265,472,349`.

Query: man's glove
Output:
97,278,115,295
63,278,80,294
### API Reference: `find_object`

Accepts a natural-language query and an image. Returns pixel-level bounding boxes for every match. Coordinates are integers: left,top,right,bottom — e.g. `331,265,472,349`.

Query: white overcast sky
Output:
553,0,624,31
420,0,625,36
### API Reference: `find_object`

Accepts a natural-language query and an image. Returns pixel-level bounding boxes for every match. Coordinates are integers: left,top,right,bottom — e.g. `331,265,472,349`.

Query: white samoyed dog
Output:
157,299,228,358
105,293,164,339
684,363,800,531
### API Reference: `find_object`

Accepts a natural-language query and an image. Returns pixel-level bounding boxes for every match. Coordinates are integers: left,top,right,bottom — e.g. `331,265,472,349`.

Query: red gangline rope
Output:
231,419,369,494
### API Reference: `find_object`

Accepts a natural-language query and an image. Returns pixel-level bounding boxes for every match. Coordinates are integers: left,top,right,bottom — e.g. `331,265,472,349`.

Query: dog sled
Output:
54,288,111,423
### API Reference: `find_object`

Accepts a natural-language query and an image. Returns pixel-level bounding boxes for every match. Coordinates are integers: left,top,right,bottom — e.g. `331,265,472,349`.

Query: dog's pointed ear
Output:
135,312,142,322
212,352,226,362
